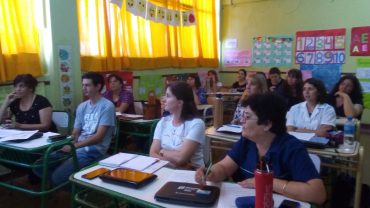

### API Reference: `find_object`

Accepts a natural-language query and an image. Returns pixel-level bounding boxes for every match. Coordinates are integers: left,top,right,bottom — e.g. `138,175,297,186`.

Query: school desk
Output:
0,131,78,208
70,164,310,208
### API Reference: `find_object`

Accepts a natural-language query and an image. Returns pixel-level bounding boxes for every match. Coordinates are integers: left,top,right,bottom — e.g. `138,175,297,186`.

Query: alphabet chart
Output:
350,26,370,56
295,28,346,64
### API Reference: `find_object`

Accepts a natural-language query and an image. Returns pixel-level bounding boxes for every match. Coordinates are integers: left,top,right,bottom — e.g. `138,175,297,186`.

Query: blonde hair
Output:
249,73,268,94
240,73,268,101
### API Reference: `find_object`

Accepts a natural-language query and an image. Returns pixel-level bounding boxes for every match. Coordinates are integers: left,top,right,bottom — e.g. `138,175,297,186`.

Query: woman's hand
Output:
4,92,19,106
238,177,255,188
195,167,207,185
2,120,20,129
335,91,349,98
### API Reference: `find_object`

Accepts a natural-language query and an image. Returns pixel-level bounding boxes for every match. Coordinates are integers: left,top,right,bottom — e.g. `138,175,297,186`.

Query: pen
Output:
203,162,212,183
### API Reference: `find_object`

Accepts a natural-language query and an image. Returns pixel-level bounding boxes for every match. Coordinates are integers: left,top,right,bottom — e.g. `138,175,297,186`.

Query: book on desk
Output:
99,153,168,173
288,132,329,149
216,124,242,134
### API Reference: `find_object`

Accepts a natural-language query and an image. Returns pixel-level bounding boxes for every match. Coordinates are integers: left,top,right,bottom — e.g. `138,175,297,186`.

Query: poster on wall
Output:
138,74,164,100
223,49,252,67
356,58,370,108
225,39,237,49
300,64,341,92
350,26,370,56
295,28,346,65
252,36,293,67
57,45,73,112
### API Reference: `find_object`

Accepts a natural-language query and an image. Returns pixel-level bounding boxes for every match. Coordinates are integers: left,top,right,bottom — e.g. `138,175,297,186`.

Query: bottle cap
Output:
347,116,353,121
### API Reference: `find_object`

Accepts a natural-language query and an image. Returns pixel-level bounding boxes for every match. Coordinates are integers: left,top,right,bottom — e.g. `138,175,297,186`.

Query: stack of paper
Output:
99,153,137,167
0,129,39,142
288,132,315,141
217,124,242,134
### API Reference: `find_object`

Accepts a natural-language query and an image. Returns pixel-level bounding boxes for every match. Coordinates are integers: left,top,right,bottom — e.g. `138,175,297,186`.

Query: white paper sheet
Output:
217,124,242,134
99,153,138,167
142,160,169,173
0,129,39,141
120,155,159,171
288,131,315,141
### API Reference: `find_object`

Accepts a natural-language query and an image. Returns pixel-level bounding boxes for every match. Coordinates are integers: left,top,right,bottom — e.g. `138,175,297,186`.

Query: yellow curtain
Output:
78,0,218,71
0,0,42,83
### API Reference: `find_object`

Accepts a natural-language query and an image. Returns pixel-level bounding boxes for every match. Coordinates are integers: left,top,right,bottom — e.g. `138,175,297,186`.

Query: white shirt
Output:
286,101,336,130
153,115,205,167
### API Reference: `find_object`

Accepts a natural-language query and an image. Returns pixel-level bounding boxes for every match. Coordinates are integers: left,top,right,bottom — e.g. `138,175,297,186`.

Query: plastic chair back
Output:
52,111,71,134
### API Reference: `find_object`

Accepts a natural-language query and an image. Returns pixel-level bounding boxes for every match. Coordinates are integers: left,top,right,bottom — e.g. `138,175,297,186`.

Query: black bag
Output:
155,182,220,207
331,173,355,208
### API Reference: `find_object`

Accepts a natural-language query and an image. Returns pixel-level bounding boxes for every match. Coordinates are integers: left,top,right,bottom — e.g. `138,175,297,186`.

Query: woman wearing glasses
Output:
195,93,326,205
150,81,205,169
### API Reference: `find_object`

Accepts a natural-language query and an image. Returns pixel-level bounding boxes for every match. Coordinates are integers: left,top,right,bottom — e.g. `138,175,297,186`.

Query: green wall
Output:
219,0,370,124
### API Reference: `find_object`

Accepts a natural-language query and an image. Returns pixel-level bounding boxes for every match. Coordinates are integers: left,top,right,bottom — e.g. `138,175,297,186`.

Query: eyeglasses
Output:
241,111,258,122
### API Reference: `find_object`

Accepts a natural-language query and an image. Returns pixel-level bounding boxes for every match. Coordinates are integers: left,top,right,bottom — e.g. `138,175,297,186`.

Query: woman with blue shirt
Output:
287,78,336,137
195,93,326,205
186,74,207,105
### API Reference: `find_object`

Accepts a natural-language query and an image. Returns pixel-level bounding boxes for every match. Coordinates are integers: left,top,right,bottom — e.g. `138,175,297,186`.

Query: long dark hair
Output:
168,81,199,121
330,75,363,102
281,69,303,99
187,74,201,89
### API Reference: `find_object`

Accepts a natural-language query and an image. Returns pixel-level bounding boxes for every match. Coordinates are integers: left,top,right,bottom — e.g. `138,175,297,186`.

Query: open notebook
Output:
288,132,329,148
99,153,168,173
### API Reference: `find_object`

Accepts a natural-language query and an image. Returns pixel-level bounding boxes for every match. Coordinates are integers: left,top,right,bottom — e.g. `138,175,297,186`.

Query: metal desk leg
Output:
354,146,364,208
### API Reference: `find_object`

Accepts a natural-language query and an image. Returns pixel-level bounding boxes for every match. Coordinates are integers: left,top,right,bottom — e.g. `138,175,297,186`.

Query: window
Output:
0,0,42,82
77,0,218,71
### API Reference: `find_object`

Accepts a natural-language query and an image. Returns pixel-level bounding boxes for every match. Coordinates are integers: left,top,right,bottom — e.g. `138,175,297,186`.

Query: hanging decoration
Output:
111,0,196,26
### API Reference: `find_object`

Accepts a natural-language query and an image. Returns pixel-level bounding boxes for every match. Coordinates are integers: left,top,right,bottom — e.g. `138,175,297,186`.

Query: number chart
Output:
295,28,346,64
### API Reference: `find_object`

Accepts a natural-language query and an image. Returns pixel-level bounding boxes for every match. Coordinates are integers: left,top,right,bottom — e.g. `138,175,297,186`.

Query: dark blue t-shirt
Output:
227,133,320,182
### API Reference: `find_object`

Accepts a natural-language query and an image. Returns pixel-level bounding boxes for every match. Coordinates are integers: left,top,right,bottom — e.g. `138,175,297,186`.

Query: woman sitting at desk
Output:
103,73,135,114
327,75,363,119
231,73,268,125
276,68,304,109
287,78,336,137
206,70,222,93
0,74,57,132
150,81,205,169
195,93,326,205
186,74,207,105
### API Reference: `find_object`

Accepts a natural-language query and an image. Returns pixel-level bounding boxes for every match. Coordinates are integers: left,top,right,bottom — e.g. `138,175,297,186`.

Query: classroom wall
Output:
219,0,370,124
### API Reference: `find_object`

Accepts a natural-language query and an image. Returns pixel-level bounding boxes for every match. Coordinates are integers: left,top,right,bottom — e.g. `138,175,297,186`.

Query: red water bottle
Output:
255,159,273,208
